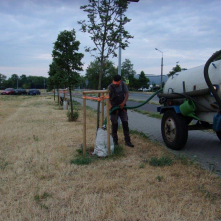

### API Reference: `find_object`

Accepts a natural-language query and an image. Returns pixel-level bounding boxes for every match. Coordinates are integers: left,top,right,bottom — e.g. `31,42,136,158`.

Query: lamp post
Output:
118,0,139,76
155,48,163,89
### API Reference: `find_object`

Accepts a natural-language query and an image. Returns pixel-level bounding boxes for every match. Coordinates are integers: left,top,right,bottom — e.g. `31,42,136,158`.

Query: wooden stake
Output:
101,92,104,126
83,92,86,156
106,92,110,156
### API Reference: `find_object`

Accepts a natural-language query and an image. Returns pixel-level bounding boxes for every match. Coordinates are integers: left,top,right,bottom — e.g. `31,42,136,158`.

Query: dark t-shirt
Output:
108,81,129,106
107,81,129,94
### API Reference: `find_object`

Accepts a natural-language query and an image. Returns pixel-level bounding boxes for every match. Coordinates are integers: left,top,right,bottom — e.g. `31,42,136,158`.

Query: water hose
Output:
204,49,221,110
102,88,163,128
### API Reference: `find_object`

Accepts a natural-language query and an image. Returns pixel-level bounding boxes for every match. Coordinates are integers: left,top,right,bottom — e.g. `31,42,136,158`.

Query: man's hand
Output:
109,104,112,110
119,102,125,109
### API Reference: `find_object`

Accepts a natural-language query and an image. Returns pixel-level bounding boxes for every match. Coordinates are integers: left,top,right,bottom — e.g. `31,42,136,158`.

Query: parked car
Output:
27,89,41,95
138,87,148,92
14,89,27,95
1,88,15,95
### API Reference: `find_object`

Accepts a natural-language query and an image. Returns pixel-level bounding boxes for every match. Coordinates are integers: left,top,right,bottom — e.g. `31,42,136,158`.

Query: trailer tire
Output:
216,131,221,141
161,110,188,150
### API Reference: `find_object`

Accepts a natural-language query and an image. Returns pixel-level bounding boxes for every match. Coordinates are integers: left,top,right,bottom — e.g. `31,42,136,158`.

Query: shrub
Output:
67,110,79,122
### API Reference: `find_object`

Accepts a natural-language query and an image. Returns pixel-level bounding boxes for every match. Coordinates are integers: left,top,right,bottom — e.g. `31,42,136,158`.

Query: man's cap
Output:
112,75,121,85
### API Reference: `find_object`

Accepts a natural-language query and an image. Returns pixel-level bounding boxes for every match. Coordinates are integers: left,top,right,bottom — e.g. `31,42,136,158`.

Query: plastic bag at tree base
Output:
93,128,114,157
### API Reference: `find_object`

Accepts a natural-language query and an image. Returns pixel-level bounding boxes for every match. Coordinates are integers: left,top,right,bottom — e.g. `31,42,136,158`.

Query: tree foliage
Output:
168,64,182,77
138,71,149,88
1,74,47,89
52,29,84,87
85,59,117,89
121,59,138,89
0,73,7,89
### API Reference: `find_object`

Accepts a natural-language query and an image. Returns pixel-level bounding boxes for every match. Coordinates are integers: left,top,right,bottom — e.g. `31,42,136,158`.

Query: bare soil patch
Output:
0,95,221,221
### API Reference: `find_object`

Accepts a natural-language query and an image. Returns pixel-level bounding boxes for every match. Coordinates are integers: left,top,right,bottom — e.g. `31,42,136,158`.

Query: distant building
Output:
135,74,168,85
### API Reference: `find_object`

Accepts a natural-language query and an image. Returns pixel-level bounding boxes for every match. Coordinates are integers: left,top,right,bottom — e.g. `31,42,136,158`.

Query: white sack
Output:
93,128,114,157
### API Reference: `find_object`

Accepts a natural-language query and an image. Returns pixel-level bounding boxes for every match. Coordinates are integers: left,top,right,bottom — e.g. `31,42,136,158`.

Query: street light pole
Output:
118,0,139,76
155,48,163,89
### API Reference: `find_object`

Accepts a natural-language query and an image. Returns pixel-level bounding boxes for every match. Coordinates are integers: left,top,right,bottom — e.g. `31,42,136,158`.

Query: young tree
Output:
78,0,133,128
48,61,64,101
52,29,84,121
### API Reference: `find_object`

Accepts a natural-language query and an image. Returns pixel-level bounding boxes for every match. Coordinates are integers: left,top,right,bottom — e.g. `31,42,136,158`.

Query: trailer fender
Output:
157,105,181,114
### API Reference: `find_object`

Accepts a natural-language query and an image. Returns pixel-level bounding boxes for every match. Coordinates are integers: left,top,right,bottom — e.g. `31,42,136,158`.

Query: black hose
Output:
204,50,221,110
171,92,215,112
102,88,163,127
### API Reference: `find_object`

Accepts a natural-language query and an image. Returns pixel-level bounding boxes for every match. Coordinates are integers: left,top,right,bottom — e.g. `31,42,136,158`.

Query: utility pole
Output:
155,48,164,89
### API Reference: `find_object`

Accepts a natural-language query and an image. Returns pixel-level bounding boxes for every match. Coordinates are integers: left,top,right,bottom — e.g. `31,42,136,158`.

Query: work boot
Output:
122,121,130,141
112,123,118,143
125,141,134,148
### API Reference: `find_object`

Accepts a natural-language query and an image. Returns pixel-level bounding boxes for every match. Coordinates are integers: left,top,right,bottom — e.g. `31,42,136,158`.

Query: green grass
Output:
70,155,92,165
129,129,149,140
70,148,95,165
112,144,125,158
134,109,162,119
0,157,9,170
149,156,173,167
156,176,164,182
71,144,125,165
128,99,159,105
34,192,51,210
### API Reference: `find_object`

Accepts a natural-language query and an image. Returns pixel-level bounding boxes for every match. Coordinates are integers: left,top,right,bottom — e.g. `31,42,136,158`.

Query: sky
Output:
0,0,220,79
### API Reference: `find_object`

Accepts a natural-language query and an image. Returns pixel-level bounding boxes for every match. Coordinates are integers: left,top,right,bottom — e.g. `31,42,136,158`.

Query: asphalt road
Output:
129,92,159,103
126,100,158,113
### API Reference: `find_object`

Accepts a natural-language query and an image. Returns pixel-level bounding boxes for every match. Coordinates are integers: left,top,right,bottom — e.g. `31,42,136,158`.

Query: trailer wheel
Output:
216,131,221,141
161,110,188,150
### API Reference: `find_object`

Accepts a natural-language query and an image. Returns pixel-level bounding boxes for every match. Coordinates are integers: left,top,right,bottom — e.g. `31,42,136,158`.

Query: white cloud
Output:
35,54,52,61
0,0,220,79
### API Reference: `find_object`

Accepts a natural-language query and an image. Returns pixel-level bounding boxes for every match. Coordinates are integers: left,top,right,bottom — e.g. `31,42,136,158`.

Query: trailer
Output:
157,50,221,150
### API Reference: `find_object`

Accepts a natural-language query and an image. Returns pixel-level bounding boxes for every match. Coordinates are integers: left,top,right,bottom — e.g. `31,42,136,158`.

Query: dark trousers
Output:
110,109,131,143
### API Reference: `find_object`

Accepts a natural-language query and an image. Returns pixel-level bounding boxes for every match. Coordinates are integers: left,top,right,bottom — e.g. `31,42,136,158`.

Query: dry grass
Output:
0,95,221,221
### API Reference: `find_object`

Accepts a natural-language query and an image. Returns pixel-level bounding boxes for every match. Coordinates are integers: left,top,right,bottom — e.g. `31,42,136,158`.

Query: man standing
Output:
108,74,134,147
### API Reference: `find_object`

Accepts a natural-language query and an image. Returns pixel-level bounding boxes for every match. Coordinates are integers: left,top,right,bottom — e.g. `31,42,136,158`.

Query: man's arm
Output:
119,92,129,109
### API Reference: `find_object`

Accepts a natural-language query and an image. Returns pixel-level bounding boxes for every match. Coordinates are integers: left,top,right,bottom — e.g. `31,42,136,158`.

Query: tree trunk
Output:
96,4,109,130
57,87,59,104
96,61,104,129
54,86,55,101
69,87,74,121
